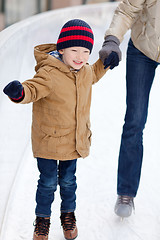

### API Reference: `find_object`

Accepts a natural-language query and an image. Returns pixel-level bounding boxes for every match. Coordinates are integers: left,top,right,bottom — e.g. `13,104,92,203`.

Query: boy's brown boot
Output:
33,216,50,240
60,212,78,240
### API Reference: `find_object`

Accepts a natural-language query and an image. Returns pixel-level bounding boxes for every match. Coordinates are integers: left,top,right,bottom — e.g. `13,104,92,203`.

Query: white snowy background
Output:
1,2,160,240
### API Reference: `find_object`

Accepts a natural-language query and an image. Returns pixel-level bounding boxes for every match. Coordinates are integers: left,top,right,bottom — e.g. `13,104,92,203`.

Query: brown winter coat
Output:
105,0,160,62
20,44,108,160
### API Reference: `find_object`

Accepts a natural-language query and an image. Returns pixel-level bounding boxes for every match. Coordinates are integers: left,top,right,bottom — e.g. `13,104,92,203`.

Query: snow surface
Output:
1,2,160,240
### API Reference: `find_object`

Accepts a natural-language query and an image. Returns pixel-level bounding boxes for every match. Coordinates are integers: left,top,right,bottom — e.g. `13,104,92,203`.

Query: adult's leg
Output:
117,39,159,197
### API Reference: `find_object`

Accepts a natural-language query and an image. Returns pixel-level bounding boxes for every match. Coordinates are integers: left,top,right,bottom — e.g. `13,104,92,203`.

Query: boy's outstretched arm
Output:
3,67,52,104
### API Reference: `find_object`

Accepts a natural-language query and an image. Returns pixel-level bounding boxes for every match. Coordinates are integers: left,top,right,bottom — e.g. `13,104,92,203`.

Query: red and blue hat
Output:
57,19,94,53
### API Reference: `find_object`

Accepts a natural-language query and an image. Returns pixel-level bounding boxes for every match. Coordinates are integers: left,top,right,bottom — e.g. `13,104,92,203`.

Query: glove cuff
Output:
104,35,120,46
11,88,24,102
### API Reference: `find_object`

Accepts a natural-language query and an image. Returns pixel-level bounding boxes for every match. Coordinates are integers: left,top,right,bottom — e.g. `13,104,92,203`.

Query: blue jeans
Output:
117,39,159,197
35,158,77,217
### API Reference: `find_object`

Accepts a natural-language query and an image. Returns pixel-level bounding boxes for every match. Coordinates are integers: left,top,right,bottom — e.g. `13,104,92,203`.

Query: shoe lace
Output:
33,217,50,236
60,212,76,231
118,195,135,209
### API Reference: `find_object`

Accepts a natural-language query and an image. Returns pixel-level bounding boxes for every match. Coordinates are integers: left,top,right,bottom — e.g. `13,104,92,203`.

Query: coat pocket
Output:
41,125,75,154
41,125,73,137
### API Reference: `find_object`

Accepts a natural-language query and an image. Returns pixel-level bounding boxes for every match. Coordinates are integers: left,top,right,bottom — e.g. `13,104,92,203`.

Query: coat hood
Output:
34,43,70,73
34,43,56,62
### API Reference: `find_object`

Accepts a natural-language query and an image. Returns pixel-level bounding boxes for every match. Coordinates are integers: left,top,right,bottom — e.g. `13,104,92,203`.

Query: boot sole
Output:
65,234,78,240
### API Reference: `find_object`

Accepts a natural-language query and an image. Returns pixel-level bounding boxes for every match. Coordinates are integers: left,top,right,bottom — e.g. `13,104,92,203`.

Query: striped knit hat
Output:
57,19,94,53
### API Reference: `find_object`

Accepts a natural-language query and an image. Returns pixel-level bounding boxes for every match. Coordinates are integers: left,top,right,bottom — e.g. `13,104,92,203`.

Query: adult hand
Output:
99,35,122,70
3,80,24,100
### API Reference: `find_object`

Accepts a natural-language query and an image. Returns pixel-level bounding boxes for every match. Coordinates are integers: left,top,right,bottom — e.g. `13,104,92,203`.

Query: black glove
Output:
3,80,24,100
99,35,121,70
104,51,119,70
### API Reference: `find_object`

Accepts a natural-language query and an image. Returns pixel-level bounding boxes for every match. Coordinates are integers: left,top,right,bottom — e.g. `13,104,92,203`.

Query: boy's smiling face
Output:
59,46,90,70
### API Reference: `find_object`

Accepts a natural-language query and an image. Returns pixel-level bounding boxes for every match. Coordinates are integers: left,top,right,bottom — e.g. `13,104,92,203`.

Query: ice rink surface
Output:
1,2,160,240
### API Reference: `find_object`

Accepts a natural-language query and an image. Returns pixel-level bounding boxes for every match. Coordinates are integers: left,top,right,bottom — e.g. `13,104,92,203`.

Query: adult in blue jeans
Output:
99,0,160,218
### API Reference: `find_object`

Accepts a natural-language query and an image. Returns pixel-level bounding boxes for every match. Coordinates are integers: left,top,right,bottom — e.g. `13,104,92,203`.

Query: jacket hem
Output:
33,152,81,161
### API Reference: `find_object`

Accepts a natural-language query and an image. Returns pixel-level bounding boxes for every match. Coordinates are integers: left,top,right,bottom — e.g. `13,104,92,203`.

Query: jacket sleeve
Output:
91,59,109,85
20,67,53,104
105,0,145,42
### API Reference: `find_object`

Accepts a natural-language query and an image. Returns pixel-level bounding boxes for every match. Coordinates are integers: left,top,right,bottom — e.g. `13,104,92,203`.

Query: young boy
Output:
3,19,108,240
